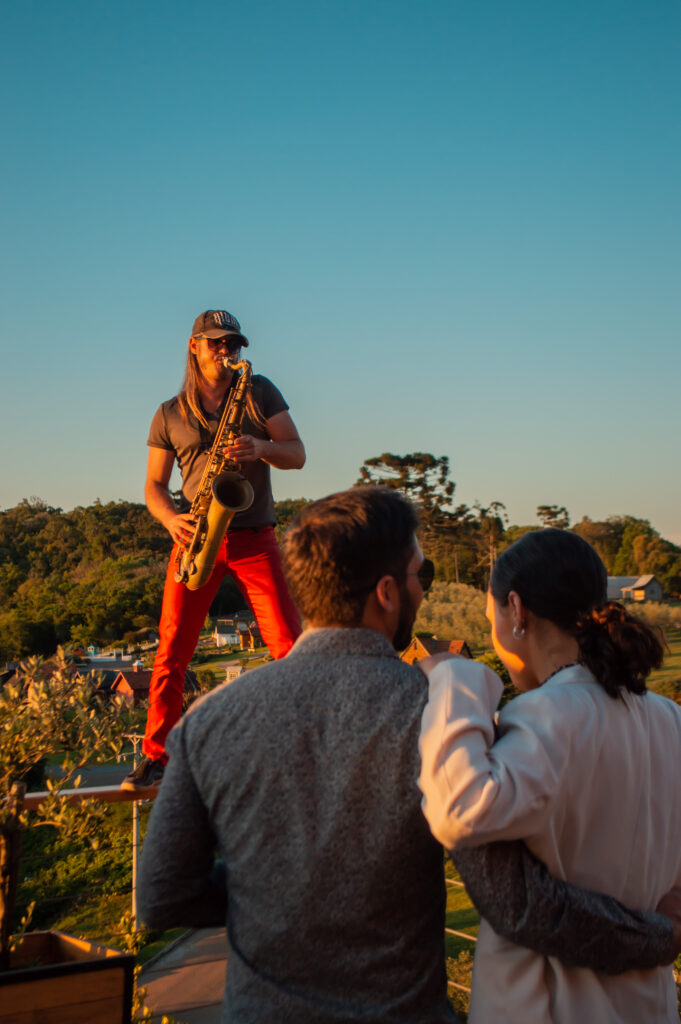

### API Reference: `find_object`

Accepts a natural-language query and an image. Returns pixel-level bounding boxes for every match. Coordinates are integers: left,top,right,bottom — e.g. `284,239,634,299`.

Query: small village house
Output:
606,575,664,603
212,618,240,647
238,622,263,651
400,636,473,665
112,663,200,707
224,664,245,684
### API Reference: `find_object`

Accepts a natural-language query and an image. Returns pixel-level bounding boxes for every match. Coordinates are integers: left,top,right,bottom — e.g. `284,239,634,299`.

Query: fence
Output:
22,789,152,937
7,736,157,956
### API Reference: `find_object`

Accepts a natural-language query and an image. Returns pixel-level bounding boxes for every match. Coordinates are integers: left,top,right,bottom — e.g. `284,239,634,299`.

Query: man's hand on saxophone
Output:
227,433,267,463
226,415,305,471
145,448,198,548
165,512,198,549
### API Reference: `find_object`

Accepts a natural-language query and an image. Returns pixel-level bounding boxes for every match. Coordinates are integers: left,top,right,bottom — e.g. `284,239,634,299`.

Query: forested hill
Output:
0,498,311,663
0,500,167,661
1,491,680,663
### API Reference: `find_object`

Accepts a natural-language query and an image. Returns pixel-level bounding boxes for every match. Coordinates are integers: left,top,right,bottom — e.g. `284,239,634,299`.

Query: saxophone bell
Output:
183,472,254,591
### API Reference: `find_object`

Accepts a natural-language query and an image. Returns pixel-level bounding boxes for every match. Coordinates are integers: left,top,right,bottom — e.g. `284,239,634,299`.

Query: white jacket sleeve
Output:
418,659,570,850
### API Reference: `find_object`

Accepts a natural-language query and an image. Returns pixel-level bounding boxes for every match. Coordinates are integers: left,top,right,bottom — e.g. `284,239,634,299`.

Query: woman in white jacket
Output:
419,529,681,1024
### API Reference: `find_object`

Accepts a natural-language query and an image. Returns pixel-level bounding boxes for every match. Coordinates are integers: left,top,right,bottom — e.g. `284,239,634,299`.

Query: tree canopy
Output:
1,479,679,663
356,453,456,530
356,453,508,588
0,500,169,661
536,505,570,529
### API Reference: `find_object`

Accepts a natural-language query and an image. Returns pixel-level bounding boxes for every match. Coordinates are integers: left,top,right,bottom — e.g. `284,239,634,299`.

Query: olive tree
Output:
0,648,135,968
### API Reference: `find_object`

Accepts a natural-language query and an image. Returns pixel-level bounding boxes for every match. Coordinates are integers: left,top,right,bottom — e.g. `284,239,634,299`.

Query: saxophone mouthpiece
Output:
224,357,249,371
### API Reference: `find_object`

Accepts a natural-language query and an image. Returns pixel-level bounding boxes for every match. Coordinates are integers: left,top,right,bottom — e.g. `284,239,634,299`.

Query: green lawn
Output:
443,858,476,1018
22,801,189,967
648,630,681,702
191,646,272,689
444,858,478,952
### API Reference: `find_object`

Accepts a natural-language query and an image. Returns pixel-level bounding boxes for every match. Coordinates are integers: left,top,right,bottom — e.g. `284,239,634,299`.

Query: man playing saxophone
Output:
122,309,305,791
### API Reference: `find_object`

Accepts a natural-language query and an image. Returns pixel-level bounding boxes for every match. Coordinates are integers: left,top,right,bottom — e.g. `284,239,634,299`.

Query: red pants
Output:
144,526,301,761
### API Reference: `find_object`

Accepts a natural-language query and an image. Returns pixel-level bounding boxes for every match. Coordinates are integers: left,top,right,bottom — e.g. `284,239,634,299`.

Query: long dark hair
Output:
178,339,264,430
490,529,664,699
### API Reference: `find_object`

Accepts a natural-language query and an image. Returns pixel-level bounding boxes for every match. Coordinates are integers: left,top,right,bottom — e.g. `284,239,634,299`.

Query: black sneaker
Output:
121,757,165,791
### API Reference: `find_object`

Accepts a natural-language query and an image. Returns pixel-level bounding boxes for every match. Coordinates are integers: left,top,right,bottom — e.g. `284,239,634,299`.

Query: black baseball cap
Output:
191,310,249,347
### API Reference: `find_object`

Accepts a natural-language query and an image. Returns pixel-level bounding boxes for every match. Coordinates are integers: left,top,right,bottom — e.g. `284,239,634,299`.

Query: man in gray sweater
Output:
139,487,679,1023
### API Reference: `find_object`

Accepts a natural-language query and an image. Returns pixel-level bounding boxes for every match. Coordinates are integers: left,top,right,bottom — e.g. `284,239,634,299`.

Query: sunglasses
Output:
412,557,434,593
197,335,242,352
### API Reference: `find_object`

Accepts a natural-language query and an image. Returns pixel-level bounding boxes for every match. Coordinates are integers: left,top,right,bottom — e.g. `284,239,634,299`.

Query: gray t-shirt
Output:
147,374,288,530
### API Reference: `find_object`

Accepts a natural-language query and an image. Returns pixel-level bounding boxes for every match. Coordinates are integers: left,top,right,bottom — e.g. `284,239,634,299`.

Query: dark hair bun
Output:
576,602,664,698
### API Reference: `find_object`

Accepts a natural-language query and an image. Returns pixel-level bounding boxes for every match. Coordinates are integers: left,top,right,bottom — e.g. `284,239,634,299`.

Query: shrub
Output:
627,602,681,632
0,649,136,965
446,949,473,1019
415,583,489,651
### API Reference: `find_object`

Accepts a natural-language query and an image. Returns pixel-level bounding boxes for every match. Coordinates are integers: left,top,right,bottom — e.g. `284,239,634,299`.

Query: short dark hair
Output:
491,529,663,698
282,487,419,626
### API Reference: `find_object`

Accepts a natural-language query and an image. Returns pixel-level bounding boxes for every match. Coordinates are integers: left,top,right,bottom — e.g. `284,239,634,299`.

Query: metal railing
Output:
22,800,155,936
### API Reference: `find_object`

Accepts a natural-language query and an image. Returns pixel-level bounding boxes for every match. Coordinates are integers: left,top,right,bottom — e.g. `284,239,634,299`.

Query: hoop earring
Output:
512,625,526,640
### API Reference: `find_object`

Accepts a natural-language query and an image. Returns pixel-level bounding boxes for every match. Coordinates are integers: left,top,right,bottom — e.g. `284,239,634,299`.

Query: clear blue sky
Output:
2,0,680,540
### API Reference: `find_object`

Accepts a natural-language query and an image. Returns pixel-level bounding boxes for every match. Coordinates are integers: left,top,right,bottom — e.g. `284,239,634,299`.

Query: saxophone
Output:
174,359,255,590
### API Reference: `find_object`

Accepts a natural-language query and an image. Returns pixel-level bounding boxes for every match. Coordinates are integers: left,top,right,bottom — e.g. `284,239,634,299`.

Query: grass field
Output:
648,629,681,700
444,858,476,1017
191,642,272,681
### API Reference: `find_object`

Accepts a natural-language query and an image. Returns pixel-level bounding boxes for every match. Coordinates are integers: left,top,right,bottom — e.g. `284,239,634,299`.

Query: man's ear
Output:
374,575,399,614
361,576,401,639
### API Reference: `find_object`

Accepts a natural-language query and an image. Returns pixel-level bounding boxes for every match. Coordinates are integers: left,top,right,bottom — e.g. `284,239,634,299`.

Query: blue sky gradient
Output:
2,1,680,539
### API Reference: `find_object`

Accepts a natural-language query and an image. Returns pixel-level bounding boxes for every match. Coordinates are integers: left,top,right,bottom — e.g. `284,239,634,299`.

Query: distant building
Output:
238,622,263,651
112,664,199,707
84,650,134,670
90,669,123,696
400,636,473,665
621,575,664,603
111,667,153,706
3,655,81,688
224,664,244,684
213,618,240,647
607,575,664,603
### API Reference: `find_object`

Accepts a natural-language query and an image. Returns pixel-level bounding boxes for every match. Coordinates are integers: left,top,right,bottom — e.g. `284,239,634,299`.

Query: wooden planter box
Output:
0,931,134,1024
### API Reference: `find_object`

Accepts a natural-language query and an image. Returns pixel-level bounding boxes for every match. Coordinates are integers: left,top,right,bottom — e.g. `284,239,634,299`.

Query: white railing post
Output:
126,735,142,931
